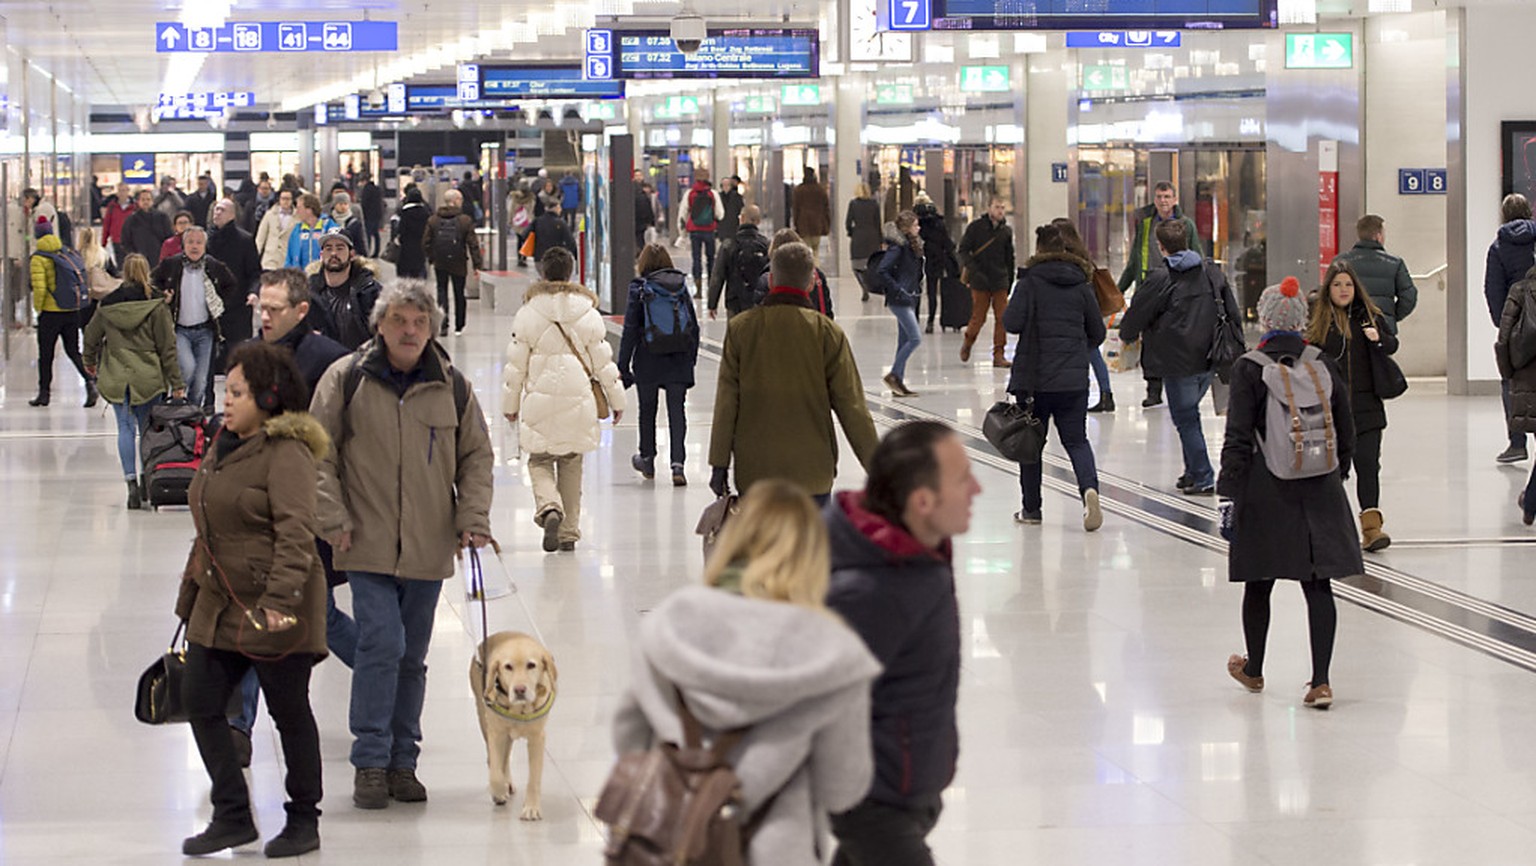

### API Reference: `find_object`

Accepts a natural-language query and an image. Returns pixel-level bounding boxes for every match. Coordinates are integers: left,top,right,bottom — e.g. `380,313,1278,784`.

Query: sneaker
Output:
1227,654,1264,693
182,819,259,856
1142,395,1163,408
541,511,562,553
1497,444,1528,464
455,326,465,336
1082,489,1103,532
1182,482,1215,497
631,453,655,480
1176,475,1192,491
231,726,252,769
263,823,320,858
1014,510,1043,525
353,768,389,809
1303,682,1333,709
387,767,428,802
671,464,687,487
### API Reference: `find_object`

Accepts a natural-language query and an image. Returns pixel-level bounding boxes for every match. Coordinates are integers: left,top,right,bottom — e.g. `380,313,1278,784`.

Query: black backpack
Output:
431,216,465,266
732,236,770,298
864,248,891,296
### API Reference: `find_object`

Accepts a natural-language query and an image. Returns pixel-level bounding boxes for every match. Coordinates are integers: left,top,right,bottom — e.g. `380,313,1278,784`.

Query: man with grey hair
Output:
150,224,241,410
310,278,495,810
423,187,484,336
708,241,879,504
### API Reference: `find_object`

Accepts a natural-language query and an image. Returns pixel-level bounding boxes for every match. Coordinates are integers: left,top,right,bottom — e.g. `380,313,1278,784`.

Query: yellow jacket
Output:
30,234,74,313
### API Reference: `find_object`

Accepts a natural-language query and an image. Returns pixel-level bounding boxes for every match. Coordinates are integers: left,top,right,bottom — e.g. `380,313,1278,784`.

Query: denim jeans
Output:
1089,346,1112,396
348,572,443,770
689,231,716,288
890,304,922,380
637,383,688,467
1017,390,1099,514
112,397,159,479
1165,372,1215,487
175,324,216,410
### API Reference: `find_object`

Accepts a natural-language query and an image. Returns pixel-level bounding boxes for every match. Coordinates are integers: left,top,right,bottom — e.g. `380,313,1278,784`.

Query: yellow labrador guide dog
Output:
470,631,558,819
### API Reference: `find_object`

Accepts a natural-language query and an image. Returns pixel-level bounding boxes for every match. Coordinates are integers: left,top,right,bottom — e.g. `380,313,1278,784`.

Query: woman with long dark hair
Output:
876,211,925,397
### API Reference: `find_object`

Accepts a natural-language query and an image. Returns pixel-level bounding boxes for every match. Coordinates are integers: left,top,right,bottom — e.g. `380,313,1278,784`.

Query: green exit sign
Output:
876,83,914,105
741,95,778,114
959,65,1010,93
1285,33,1354,69
781,84,821,106
1081,64,1128,91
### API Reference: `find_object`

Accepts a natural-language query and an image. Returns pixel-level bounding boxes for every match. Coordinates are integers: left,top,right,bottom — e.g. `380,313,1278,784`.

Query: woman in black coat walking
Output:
915,195,957,332
1220,277,1362,710
1001,223,1106,531
390,186,431,279
617,244,700,486
844,183,883,302
1305,259,1400,552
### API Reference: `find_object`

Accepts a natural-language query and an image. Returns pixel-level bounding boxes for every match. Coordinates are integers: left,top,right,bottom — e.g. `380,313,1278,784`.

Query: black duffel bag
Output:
984,398,1047,464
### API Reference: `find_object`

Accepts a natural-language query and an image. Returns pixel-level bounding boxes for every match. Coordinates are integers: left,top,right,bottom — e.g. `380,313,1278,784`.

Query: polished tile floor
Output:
1,263,1534,865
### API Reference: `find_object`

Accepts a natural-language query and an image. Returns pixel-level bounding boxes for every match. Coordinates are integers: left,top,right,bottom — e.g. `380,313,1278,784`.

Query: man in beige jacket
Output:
310,278,494,810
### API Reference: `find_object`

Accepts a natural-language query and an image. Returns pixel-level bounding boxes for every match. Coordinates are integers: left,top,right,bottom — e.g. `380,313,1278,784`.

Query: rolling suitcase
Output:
939,276,972,331
140,401,213,510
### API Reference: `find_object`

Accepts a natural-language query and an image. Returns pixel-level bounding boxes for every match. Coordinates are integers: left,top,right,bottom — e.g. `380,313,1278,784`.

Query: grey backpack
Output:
1247,346,1340,480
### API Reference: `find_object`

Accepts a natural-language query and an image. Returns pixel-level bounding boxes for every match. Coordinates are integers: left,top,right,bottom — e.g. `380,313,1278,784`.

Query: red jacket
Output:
682,181,721,233
102,199,136,244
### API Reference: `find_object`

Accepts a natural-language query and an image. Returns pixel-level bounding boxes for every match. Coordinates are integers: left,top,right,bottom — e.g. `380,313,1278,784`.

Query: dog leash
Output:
468,544,556,723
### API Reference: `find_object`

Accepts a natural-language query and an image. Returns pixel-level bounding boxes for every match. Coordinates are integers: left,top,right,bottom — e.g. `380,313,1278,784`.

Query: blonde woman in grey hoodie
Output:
612,480,881,866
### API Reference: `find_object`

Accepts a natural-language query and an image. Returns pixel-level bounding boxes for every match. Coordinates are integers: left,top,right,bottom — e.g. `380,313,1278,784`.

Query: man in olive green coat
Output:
708,242,879,502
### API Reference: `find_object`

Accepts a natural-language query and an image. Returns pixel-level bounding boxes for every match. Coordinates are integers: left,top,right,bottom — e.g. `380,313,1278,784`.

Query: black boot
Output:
126,479,142,510
182,819,259,856
1088,393,1115,413
27,389,49,407
84,378,100,408
263,822,320,858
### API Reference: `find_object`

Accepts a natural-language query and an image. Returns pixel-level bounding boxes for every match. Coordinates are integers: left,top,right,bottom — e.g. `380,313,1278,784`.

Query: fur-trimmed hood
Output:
263,411,330,460
1024,250,1094,279
524,279,600,306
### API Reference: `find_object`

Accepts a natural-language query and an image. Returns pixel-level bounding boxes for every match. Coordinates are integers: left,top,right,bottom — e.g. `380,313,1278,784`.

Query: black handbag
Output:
134,622,190,725
984,285,1047,464
1204,264,1246,383
381,237,401,264
1370,340,1409,400
984,399,1047,463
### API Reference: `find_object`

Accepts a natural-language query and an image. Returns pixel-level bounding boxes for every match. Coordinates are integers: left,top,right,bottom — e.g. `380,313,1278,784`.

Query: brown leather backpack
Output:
596,689,766,866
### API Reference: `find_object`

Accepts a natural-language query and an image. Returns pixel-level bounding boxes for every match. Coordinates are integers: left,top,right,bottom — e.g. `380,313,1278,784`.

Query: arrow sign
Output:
1321,38,1346,63
160,26,180,48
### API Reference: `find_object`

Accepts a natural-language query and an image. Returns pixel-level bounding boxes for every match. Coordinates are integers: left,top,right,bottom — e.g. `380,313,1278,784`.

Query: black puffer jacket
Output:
1332,240,1417,335
1218,333,1362,584
1495,271,1536,434
617,267,699,389
1485,219,1536,326
1313,295,1400,435
825,491,958,809
915,203,957,278
876,232,924,309
306,263,382,351
1118,252,1241,379
269,324,349,395
1003,252,1105,394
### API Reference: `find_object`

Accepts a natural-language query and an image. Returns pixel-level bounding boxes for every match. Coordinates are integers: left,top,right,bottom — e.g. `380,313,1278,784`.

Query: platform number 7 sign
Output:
886,0,931,31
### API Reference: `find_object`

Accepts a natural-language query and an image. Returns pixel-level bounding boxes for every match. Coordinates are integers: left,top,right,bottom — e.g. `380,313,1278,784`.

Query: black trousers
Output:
830,794,943,866
921,268,942,325
636,383,687,466
36,310,88,391
1353,428,1383,510
1241,579,1337,688
435,269,468,331
184,643,323,826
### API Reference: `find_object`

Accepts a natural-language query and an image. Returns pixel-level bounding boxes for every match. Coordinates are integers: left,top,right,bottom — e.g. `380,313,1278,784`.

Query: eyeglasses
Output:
259,302,292,315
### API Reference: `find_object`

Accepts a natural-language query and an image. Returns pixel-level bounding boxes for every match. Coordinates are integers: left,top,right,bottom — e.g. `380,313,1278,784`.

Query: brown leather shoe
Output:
992,350,1012,369
1303,683,1333,709
1227,654,1264,693
960,336,975,363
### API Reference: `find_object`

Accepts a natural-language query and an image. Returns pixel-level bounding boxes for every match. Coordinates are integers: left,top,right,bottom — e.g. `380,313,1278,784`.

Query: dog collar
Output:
485,687,556,723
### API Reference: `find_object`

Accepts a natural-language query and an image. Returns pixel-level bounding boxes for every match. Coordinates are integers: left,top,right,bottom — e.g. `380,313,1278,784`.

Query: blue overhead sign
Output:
481,67,624,99
1066,31,1181,48
406,85,457,112
155,21,398,53
881,0,933,31
1400,168,1448,195
609,28,819,79
154,91,253,120
584,29,614,80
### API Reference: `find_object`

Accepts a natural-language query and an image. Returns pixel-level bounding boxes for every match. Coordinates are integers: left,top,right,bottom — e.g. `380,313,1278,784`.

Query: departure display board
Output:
406,84,458,112
933,0,1277,30
481,67,625,99
610,29,819,79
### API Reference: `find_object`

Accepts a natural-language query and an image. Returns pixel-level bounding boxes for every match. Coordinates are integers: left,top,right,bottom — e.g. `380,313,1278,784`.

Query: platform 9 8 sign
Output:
1318,140,1339,282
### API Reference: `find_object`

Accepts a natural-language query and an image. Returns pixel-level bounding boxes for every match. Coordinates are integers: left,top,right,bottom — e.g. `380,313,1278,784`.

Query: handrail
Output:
1413,263,1448,281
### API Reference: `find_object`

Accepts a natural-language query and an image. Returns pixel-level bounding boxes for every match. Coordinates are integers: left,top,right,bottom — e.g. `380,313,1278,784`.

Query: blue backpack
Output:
37,249,88,311
640,279,696,355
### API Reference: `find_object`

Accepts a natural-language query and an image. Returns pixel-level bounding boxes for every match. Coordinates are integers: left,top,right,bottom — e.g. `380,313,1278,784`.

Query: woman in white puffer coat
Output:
503,248,626,552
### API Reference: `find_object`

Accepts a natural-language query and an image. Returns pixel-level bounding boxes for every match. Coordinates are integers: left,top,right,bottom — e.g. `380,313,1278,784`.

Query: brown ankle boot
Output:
1360,508,1391,552
992,349,1012,369
960,335,975,363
